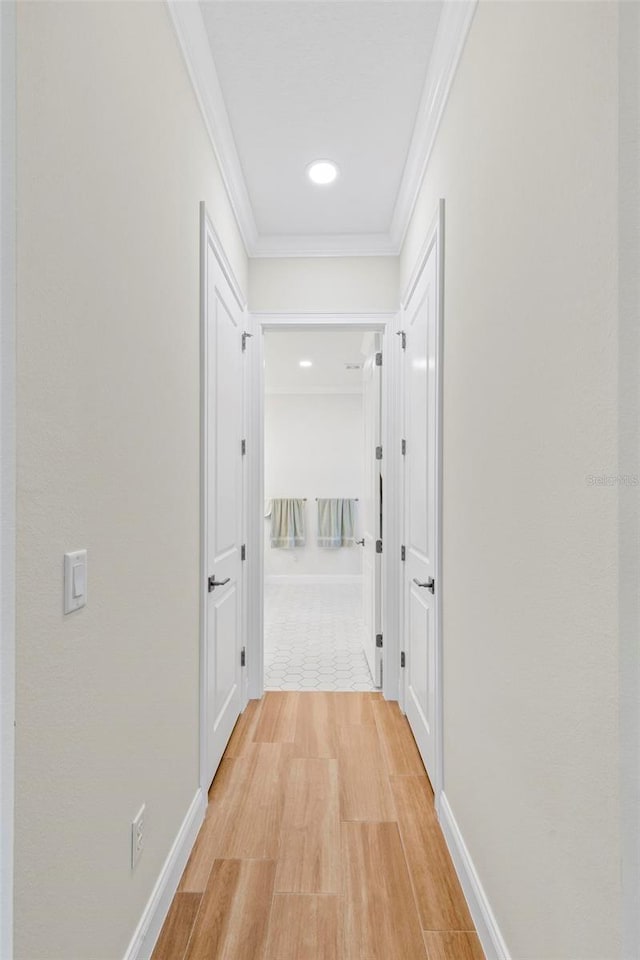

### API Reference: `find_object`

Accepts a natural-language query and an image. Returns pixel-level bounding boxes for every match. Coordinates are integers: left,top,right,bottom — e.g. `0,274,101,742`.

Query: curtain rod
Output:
269,497,359,501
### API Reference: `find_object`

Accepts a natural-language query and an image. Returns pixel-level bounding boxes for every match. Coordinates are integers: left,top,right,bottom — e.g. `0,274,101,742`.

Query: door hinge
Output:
241,439,246,455
241,544,246,561
400,651,406,668
375,351,382,366
401,545,406,561
375,445,383,460
401,438,407,455
240,646,246,667
242,331,253,352
376,633,383,648
397,330,406,350
376,539,383,554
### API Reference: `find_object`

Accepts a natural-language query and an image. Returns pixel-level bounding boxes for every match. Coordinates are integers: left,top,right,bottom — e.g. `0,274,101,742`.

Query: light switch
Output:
64,549,87,614
72,563,85,599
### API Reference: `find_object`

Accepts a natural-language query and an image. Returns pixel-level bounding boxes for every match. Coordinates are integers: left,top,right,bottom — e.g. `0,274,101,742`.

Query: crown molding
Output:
166,0,258,252
252,232,397,259
166,0,477,259
389,0,478,251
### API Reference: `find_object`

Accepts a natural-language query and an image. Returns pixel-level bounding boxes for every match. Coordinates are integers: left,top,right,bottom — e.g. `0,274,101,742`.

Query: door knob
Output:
208,575,231,593
355,538,365,546
413,577,435,594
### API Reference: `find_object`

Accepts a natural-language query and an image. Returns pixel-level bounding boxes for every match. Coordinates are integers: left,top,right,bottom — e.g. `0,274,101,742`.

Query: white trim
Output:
198,203,208,797
123,788,206,960
389,1,477,251
399,200,445,798
381,312,402,702
248,313,401,703
165,0,475,258
265,575,363,586
438,793,511,960
0,3,15,956
250,321,266,699
165,0,258,255
266,386,363,397
401,200,446,309
199,209,246,312
252,233,397,259
256,312,394,332
434,200,446,800
241,315,254,709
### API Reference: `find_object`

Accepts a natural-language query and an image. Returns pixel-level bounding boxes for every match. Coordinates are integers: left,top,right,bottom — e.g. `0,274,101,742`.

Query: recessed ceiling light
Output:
299,360,313,368
307,160,339,186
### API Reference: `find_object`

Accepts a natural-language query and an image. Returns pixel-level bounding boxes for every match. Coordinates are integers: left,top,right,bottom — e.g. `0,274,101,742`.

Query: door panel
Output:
408,581,433,737
206,583,240,779
361,348,382,686
403,243,438,783
204,221,243,789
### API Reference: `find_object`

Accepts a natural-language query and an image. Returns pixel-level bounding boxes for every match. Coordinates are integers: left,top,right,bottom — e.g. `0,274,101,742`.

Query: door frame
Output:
245,312,402,702
198,203,248,794
399,200,445,804
360,337,383,687
0,2,16,955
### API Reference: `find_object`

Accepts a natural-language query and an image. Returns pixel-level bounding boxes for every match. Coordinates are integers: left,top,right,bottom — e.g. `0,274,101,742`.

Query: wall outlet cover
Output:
131,804,145,869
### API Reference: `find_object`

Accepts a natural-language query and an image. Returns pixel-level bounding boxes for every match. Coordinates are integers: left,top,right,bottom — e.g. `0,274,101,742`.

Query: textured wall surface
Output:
402,2,621,957
14,3,246,957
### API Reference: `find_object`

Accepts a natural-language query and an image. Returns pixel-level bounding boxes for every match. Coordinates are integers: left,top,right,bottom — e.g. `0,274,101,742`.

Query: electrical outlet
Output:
131,804,145,869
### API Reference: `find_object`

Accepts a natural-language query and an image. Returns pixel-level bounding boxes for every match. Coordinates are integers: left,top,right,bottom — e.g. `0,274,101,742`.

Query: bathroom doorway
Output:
262,328,383,692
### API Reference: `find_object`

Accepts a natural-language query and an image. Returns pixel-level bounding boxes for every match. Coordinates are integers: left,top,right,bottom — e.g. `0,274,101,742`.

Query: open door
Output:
201,207,244,789
401,227,440,787
361,340,382,687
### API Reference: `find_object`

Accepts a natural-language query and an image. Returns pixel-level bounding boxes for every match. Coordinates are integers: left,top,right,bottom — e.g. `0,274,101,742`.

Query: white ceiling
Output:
199,1,443,249
265,330,372,394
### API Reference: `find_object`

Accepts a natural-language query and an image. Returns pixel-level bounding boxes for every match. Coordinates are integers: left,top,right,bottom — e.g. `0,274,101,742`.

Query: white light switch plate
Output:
64,549,87,614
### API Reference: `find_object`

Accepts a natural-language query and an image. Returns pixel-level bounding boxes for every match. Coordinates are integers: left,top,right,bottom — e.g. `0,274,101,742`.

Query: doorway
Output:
261,328,382,692
199,205,246,792
399,202,445,797
200,229,444,804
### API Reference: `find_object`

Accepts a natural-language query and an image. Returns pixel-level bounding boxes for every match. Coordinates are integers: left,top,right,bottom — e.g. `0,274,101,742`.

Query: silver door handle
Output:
208,575,231,593
355,538,365,546
413,577,435,594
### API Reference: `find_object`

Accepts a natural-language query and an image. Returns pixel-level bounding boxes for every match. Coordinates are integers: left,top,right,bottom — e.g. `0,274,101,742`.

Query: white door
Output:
203,213,244,789
361,347,382,686
402,240,439,784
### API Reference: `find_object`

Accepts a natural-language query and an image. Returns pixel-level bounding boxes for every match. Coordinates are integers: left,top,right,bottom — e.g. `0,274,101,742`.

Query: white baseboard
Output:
264,574,363,585
123,787,206,960
438,792,511,960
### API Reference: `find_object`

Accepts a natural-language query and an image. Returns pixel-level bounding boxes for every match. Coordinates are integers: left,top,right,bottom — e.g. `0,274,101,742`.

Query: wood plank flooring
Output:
153,692,483,960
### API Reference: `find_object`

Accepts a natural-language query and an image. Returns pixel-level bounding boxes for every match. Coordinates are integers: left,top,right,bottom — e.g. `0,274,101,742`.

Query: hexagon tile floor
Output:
264,581,377,691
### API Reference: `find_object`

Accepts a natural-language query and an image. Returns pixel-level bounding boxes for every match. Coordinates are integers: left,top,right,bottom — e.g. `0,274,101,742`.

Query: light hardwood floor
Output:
152,692,483,960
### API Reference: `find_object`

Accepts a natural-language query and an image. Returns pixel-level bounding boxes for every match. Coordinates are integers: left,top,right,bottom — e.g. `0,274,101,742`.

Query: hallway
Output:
4,3,631,957
152,692,481,960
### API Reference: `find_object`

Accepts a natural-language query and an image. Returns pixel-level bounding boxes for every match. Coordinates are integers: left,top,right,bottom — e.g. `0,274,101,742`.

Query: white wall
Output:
14,3,246,958
249,256,398,314
618,4,640,955
265,394,363,578
0,3,15,958
401,2,620,958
